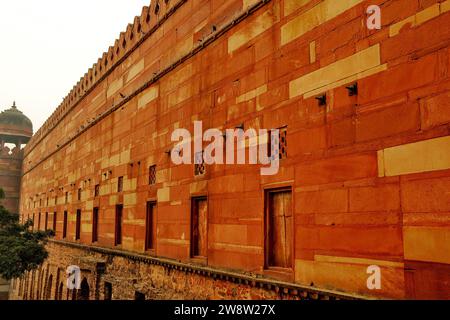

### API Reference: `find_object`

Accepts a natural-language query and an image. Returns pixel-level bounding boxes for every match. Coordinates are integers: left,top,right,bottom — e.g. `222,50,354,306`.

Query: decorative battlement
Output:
25,0,186,156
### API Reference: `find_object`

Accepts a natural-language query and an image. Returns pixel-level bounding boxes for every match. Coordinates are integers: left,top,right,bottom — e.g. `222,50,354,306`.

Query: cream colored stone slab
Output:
284,0,311,17
315,255,404,268
290,45,381,99
382,136,450,176
236,84,268,104
157,187,170,202
281,0,364,46
309,41,316,63
126,59,145,83
109,195,118,206
416,3,440,25
119,149,130,165
85,200,94,211
228,10,276,53
106,78,124,99
124,193,137,206
190,180,207,194
442,0,450,13
404,227,450,264
138,86,159,109
243,0,260,9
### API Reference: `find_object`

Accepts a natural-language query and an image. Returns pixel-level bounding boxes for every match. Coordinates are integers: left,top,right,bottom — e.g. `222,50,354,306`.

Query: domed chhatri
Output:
0,102,33,138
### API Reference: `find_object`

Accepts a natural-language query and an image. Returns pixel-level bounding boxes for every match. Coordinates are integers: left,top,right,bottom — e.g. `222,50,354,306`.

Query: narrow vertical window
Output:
78,188,82,201
145,202,157,251
92,207,99,243
191,197,208,258
104,282,112,300
75,210,81,240
63,211,68,239
38,212,41,231
44,212,48,231
65,192,68,204
53,212,57,232
265,188,293,269
94,184,100,197
118,177,124,192
194,151,206,176
115,205,123,246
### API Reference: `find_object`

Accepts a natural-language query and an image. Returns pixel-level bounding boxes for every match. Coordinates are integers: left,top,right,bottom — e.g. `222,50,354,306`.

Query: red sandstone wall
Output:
19,0,450,299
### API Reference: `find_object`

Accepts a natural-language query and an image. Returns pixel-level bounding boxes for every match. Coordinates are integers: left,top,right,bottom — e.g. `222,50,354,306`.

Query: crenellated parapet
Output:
25,0,185,156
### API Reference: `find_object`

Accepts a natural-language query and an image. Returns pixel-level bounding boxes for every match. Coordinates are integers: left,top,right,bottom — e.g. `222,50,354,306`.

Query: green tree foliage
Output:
0,189,54,280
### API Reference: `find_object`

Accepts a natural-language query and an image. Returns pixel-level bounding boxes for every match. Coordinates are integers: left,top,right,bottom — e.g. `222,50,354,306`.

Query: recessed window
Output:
115,205,123,246
78,188,82,201
191,197,208,258
65,192,68,204
92,207,99,243
75,210,81,240
104,282,112,300
149,165,156,185
118,177,124,193
53,212,57,232
38,212,41,231
145,202,157,251
44,212,48,231
63,211,68,239
95,184,100,197
268,127,288,160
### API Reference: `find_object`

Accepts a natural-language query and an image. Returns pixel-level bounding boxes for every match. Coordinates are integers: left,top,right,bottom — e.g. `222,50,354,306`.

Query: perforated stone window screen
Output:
149,165,157,185
194,151,206,176
269,127,288,160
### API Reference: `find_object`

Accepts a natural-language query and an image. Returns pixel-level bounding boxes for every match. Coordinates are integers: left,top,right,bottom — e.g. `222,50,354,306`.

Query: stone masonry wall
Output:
12,0,450,299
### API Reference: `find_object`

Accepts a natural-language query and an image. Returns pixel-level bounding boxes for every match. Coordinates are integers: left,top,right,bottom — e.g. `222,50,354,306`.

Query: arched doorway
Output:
78,278,90,300
58,282,63,301
46,275,53,300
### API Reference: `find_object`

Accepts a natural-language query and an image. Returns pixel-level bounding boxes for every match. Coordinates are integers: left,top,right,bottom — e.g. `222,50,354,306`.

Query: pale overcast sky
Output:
0,0,150,132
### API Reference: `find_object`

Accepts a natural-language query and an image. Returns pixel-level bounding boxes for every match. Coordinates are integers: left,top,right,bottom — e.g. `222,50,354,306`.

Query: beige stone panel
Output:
126,59,145,83
157,187,170,202
158,238,190,246
442,0,450,13
190,180,207,194
309,41,316,63
415,3,440,25
101,157,110,169
109,195,118,206
281,0,364,46
162,63,193,94
315,255,404,268
85,200,94,211
81,224,92,233
156,168,170,184
295,259,405,298
290,45,381,99
138,86,159,109
106,78,124,99
124,193,137,206
100,184,111,196
404,227,450,264
243,0,260,9
123,178,137,192
109,154,120,167
284,0,311,17
236,85,267,104
381,136,450,177
119,149,131,165
210,242,263,254
228,10,277,53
